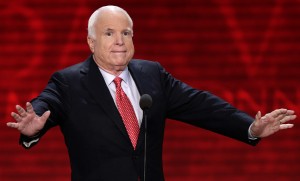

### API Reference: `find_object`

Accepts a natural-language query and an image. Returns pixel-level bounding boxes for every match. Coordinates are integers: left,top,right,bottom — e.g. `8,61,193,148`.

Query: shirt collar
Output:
99,67,130,86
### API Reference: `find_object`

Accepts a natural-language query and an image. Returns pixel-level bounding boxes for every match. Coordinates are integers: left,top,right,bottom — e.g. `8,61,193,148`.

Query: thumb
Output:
40,110,51,123
255,111,261,121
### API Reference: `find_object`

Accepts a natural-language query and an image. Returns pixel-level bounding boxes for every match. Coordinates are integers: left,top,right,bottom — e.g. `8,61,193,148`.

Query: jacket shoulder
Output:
131,59,158,66
130,59,164,71
54,56,92,76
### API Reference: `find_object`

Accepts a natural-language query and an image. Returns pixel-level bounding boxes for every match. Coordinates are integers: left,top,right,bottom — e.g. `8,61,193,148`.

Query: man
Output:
7,5,296,181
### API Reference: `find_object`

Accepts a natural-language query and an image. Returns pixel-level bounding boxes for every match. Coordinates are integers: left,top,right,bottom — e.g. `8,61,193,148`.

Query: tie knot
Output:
113,77,122,88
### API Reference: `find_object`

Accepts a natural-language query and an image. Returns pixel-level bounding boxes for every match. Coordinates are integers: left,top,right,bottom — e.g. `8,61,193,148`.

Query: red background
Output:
1,0,300,180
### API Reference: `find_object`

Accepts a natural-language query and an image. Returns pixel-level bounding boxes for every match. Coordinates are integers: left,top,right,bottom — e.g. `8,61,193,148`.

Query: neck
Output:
93,55,125,76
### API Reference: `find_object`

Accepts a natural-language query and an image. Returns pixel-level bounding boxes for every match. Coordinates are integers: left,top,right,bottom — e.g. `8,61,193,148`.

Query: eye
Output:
123,31,132,36
105,32,113,36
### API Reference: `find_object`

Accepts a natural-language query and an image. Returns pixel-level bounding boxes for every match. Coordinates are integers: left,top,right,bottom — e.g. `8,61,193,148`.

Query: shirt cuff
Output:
248,123,258,140
23,138,40,148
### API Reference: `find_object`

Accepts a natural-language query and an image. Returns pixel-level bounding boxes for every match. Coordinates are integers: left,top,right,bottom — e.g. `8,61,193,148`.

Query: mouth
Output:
111,51,126,53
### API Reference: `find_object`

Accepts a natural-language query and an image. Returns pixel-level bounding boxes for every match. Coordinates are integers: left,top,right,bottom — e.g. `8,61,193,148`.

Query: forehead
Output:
95,10,132,31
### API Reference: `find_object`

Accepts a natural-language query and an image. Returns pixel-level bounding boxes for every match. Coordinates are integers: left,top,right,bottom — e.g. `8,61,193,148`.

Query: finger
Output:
11,112,22,122
6,122,19,129
40,110,51,122
279,123,294,130
279,115,297,124
275,109,296,123
275,114,286,123
286,110,295,115
270,108,288,118
26,102,34,114
16,105,27,117
255,111,261,120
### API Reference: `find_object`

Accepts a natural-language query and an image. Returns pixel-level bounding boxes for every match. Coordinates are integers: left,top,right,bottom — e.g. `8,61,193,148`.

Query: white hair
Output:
87,5,133,39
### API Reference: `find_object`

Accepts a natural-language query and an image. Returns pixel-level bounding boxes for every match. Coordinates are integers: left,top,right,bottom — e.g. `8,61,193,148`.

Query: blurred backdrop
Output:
1,0,300,180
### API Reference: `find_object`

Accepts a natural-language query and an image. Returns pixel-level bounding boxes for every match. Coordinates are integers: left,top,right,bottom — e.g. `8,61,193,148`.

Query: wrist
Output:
248,123,258,139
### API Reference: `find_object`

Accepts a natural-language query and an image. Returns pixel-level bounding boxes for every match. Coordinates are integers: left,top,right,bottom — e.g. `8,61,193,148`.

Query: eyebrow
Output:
105,28,114,31
104,28,133,33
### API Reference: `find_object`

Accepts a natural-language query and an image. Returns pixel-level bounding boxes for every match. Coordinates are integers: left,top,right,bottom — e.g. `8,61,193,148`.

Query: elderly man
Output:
7,5,296,181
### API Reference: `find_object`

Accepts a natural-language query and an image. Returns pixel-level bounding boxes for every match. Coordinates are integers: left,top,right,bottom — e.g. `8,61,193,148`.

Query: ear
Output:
87,36,95,53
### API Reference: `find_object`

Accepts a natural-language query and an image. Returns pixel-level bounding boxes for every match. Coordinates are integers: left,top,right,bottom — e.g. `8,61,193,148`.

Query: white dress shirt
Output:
99,67,143,127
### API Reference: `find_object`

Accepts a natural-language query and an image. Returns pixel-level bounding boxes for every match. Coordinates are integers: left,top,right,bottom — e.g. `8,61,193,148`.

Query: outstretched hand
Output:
250,109,296,138
6,102,50,137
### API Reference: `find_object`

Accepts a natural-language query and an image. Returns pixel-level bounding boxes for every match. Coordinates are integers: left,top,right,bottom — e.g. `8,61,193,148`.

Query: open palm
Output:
250,109,296,138
7,102,50,137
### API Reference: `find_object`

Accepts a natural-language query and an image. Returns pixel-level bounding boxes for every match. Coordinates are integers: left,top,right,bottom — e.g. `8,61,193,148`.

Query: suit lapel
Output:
128,61,147,96
128,61,151,151
80,56,131,147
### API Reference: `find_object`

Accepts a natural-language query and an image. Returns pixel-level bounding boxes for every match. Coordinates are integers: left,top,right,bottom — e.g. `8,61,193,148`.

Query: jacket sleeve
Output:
157,62,260,146
19,71,70,149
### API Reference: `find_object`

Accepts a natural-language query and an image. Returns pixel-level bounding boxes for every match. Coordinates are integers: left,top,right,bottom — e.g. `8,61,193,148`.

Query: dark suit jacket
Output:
20,55,259,181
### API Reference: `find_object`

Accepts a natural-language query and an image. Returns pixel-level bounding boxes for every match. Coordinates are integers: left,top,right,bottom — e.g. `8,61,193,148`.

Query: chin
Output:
113,58,130,65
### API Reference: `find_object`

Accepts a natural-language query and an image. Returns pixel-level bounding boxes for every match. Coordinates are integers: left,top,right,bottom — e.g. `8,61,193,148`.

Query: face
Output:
87,10,134,75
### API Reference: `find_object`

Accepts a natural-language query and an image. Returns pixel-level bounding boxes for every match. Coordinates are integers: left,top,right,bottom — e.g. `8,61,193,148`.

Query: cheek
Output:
96,38,113,50
127,41,134,51
94,43,111,57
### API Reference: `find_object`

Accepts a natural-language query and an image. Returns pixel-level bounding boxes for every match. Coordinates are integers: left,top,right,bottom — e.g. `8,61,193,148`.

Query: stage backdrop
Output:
1,0,299,180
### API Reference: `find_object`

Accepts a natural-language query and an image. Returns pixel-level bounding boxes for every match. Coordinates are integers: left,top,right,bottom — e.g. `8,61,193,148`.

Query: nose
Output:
115,33,124,45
